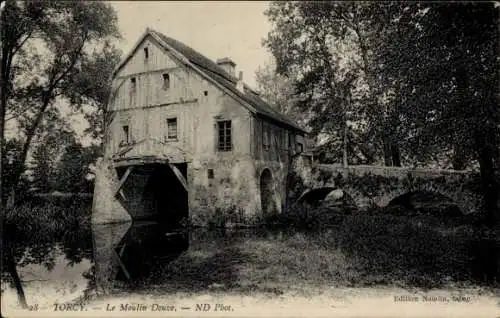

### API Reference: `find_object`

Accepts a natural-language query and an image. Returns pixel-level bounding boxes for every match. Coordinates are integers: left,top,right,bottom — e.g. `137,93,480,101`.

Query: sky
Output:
6,2,275,145
110,1,273,89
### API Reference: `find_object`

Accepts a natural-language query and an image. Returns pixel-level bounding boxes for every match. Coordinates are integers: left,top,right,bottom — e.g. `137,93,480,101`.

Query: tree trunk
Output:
477,145,499,228
383,137,393,166
6,91,52,207
5,246,28,309
452,144,467,170
391,143,402,167
342,123,348,167
1,3,10,208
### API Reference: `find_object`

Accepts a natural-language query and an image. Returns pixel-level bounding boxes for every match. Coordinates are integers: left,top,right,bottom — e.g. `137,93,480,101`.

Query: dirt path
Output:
3,286,499,318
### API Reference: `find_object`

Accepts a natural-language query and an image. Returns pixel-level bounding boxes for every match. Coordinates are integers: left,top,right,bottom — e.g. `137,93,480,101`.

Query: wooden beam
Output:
118,244,126,257
110,99,198,113
168,163,188,192
115,166,133,197
113,251,131,280
113,157,174,168
118,189,127,201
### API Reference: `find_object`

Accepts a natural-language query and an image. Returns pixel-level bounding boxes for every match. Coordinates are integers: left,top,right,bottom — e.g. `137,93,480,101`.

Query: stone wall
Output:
294,164,484,214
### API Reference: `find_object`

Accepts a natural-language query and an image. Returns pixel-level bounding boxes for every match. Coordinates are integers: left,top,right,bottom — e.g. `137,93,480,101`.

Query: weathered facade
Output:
92,28,306,226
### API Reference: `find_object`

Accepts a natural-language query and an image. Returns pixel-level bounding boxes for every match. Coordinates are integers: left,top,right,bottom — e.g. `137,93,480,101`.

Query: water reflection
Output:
1,226,94,311
92,221,189,292
3,216,498,312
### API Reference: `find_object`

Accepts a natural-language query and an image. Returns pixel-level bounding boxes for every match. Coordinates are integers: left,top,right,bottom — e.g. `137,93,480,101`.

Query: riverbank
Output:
2,198,499,317
5,197,499,289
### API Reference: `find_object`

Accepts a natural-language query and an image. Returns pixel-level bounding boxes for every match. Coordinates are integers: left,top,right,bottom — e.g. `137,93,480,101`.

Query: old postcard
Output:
1,1,499,317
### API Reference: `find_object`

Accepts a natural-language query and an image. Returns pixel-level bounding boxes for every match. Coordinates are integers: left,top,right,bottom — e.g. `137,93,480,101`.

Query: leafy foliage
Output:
264,1,499,224
263,2,404,166
1,1,121,204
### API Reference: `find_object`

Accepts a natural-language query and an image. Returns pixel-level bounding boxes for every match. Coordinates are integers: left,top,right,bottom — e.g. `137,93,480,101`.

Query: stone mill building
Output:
92,28,307,227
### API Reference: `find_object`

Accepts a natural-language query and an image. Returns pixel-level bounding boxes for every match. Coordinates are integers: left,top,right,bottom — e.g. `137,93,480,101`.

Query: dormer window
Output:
144,47,149,60
162,73,170,90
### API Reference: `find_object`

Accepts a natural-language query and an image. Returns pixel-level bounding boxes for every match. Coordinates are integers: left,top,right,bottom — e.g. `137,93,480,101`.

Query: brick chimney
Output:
236,71,244,93
216,57,236,76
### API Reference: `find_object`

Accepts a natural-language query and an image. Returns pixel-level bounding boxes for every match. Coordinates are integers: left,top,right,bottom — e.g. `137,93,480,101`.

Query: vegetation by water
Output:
106,222,498,300
2,195,498,313
91,205,499,298
2,195,94,309
4,195,92,238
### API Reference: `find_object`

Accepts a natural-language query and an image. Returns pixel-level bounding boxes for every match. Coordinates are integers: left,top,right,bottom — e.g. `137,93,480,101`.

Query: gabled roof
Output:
113,28,306,134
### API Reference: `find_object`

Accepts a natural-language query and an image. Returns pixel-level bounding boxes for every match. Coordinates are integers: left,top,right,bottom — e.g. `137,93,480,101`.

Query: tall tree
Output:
53,140,99,193
1,1,121,208
30,128,75,193
263,2,403,167
255,60,297,116
0,0,121,308
377,2,499,224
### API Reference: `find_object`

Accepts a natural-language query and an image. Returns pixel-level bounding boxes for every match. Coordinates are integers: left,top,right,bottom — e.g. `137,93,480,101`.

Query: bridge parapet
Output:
291,162,483,215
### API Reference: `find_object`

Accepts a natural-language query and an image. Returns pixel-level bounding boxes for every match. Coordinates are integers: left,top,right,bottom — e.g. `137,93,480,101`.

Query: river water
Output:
1,221,294,312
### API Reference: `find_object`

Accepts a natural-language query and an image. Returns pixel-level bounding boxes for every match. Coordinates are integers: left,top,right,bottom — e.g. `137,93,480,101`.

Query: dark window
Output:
144,47,149,60
296,142,303,153
283,131,289,150
162,73,170,90
130,77,136,92
122,125,130,144
204,90,208,96
217,120,232,151
263,124,270,150
166,118,177,140
207,169,214,179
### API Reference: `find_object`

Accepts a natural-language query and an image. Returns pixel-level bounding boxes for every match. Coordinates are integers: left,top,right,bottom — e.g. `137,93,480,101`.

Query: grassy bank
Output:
111,207,499,299
261,204,500,289
115,224,498,299
3,195,498,293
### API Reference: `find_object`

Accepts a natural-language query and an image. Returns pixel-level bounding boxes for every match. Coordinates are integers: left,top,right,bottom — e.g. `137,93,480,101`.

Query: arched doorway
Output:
260,169,275,215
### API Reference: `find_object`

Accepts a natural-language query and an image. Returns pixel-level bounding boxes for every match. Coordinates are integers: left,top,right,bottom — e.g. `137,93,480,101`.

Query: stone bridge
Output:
289,156,484,215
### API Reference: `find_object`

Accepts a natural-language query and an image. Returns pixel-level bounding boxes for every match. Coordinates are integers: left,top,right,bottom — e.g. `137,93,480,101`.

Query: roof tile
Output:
151,30,305,133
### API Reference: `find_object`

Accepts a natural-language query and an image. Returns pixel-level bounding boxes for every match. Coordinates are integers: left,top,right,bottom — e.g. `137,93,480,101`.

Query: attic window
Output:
144,47,149,60
122,125,130,144
130,77,136,92
162,73,170,90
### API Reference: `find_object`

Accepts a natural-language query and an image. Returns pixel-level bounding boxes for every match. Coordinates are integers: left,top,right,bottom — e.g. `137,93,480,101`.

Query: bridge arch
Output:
385,190,464,217
377,182,481,215
294,164,483,215
297,187,335,205
296,187,361,208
